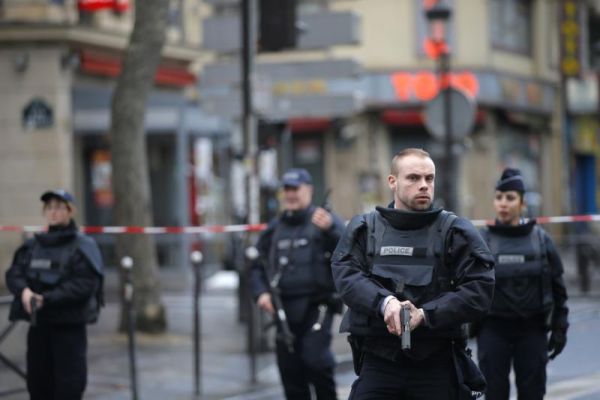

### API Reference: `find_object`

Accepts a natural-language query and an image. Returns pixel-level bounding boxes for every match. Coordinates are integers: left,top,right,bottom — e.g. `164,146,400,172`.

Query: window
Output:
588,6,600,69
490,0,532,55
497,120,541,217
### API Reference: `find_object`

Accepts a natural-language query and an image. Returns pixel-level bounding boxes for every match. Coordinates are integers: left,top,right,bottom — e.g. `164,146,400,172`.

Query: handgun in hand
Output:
400,304,411,350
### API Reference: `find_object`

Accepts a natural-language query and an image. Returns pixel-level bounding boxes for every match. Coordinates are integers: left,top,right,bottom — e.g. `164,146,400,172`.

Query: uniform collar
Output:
376,203,443,230
281,205,314,225
35,220,78,246
488,219,537,236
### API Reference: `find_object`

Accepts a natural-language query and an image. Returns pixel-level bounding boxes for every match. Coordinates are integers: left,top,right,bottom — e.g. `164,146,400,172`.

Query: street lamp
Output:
425,1,455,211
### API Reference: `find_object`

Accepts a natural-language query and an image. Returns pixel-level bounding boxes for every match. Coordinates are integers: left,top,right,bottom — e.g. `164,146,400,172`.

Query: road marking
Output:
544,372,600,400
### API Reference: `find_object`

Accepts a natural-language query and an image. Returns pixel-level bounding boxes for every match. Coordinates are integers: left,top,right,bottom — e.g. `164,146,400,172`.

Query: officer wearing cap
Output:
475,168,569,400
5,190,104,400
251,168,345,400
331,148,495,399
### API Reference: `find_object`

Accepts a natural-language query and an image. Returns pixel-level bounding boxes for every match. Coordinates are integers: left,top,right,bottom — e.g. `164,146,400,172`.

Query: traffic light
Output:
259,0,297,52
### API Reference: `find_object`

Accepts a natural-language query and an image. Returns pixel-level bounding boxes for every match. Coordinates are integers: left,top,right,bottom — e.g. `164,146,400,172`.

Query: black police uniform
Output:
251,205,345,400
477,221,569,400
331,205,495,400
5,221,104,400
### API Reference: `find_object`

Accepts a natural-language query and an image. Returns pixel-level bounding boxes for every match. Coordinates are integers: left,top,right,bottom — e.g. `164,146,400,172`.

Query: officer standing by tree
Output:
251,168,345,400
332,148,495,400
475,168,569,400
5,190,104,400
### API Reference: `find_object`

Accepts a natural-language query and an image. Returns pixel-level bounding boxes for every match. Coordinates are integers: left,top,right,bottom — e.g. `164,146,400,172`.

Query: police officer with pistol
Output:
331,148,495,399
5,190,104,400
251,168,345,400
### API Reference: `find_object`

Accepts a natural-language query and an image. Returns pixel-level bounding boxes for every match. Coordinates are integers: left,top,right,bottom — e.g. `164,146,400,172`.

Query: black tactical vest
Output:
28,238,78,290
482,225,553,318
369,210,455,307
341,210,459,336
341,209,464,361
24,234,102,324
268,211,333,297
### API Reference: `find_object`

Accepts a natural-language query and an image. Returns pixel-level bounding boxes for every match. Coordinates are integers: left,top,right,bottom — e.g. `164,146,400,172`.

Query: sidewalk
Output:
2,247,600,400
0,268,353,400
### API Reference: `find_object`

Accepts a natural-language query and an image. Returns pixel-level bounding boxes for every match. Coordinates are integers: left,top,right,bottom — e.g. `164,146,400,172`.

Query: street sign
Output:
22,98,53,130
423,87,476,141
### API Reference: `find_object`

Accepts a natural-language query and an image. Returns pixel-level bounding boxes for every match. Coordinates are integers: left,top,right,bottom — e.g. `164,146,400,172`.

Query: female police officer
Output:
5,190,103,400
476,168,569,400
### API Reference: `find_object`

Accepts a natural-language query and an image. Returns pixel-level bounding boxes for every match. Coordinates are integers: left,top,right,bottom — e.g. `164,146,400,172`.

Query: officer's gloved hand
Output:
548,330,567,360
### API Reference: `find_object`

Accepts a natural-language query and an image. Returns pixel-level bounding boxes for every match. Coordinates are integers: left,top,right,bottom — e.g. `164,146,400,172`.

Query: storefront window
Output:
497,122,541,217
490,0,532,55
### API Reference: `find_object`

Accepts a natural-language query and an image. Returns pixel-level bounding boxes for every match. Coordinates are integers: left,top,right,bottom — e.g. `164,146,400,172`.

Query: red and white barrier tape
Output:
470,214,600,227
0,223,268,234
1,214,600,234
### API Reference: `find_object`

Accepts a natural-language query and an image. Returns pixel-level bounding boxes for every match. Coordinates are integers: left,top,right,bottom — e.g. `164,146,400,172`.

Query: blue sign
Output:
23,98,54,129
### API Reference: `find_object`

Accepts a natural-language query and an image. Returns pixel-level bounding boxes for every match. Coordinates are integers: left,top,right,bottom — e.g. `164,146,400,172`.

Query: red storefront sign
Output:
78,0,129,12
390,71,479,102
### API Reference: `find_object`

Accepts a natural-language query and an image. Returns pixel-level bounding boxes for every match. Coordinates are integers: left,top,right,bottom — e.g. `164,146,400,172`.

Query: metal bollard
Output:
190,250,203,398
121,256,138,400
244,246,259,384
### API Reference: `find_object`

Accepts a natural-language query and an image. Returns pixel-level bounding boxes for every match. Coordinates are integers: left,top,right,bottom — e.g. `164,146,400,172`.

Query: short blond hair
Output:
390,148,431,175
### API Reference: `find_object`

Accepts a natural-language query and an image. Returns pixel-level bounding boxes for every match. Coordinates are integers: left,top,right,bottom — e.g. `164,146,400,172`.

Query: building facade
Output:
0,0,226,275
566,1,600,216
1,0,579,280
201,0,565,222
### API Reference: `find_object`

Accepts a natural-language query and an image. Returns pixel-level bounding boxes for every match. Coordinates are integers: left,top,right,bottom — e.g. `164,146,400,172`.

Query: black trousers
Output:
349,349,458,400
276,308,337,400
27,324,88,400
477,318,548,400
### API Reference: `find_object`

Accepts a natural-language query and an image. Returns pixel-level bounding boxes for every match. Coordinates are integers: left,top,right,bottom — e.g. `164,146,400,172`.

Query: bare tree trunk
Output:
110,0,169,333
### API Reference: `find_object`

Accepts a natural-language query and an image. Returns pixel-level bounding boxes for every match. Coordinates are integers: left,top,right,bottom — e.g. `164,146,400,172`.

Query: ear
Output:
387,174,397,191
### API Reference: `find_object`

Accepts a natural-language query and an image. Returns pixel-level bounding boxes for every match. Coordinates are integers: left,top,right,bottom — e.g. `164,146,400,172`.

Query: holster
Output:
347,335,365,375
467,321,482,339
452,341,486,400
328,295,345,315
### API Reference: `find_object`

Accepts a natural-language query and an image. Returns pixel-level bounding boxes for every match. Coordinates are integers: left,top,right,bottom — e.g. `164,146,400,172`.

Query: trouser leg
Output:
276,339,312,400
52,325,87,400
350,351,456,400
300,313,337,400
477,324,513,400
513,329,547,400
27,326,54,400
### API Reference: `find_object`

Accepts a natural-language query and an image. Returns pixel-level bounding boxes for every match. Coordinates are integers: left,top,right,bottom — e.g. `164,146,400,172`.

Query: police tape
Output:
0,223,268,234
1,214,599,234
470,214,600,227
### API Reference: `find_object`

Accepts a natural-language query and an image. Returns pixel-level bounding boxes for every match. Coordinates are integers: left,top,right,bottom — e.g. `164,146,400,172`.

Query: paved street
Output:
1,264,600,400
212,295,600,400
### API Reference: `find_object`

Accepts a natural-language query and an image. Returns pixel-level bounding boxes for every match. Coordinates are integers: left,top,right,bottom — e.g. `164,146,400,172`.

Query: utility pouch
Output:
452,341,486,400
347,335,365,376
328,295,345,315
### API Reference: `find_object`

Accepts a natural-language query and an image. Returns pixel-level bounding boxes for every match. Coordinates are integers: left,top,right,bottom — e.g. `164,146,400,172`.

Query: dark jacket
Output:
251,205,345,324
331,205,495,359
481,220,569,333
5,221,103,325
